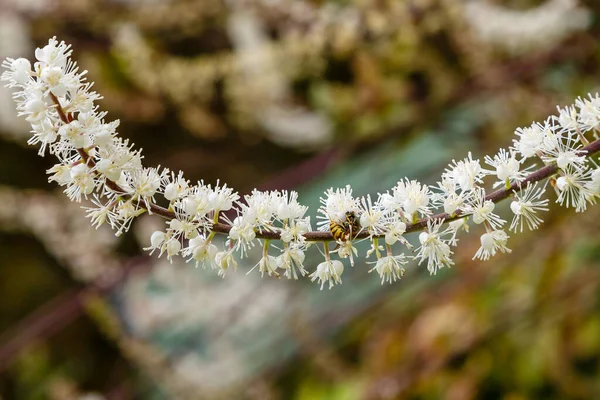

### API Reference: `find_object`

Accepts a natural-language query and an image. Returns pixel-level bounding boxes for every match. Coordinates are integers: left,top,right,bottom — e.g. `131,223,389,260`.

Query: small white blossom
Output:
555,167,594,212
163,171,190,201
215,249,238,278
358,194,387,236
484,148,527,187
249,253,280,278
442,152,487,192
513,120,553,159
540,132,587,171
414,219,454,275
473,230,511,261
510,182,549,232
310,259,344,290
384,216,410,247
277,245,307,279
575,93,600,132
336,241,358,266
369,254,407,284
317,185,359,230
185,235,218,269
464,188,506,229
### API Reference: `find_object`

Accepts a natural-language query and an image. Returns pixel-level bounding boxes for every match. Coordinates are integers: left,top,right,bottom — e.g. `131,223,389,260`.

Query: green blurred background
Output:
1,0,600,398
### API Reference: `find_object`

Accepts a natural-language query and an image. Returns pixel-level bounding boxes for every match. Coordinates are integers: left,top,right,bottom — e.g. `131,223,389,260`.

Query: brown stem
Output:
50,95,600,242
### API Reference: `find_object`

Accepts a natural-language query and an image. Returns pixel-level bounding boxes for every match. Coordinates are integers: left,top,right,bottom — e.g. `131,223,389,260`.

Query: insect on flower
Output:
329,211,361,243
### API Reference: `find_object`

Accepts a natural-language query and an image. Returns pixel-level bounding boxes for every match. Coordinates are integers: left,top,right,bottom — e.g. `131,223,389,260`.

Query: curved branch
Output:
51,95,600,242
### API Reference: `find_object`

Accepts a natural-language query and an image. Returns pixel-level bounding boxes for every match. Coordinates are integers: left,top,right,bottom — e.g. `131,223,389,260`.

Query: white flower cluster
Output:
2,38,600,289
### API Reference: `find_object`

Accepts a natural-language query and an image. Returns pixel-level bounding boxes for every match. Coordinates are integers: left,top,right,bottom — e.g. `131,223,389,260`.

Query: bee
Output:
330,211,361,242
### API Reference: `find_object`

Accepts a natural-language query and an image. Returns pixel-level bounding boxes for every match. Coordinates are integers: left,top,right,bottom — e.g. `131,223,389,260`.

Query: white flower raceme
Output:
414,219,454,275
473,230,511,261
3,37,600,288
510,182,549,232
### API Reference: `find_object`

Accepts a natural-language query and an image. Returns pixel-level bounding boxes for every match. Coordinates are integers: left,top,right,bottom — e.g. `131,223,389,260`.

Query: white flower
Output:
242,189,279,230
575,93,600,132
208,180,238,213
227,215,257,257
310,259,344,290
1,57,32,85
414,219,454,275
84,195,116,229
513,120,553,159
484,148,527,187
145,230,167,255
185,236,218,269
215,250,238,278
358,194,387,236
95,158,122,181
249,254,280,278
584,167,600,196
392,179,432,219
540,132,586,171
317,185,359,231
277,245,307,279
509,182,549,232
555,104,579,134
34,37,72,69
464,188,506,229
442,152,487,192
446,217,469,246
130,167,164,211
63,163,96,202
369,254,407,284
163,170,190,201
384,216,409,246
275,190,307,220
58,119,94,149
555,167,594,212
473,230,511,261
336,240,358,266
280,217,310,243
27,119,58,156
432,178,469,216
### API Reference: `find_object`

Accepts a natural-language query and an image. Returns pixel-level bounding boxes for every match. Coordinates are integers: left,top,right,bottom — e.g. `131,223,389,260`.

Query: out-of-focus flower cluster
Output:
464,0,591,55
2,38,600,289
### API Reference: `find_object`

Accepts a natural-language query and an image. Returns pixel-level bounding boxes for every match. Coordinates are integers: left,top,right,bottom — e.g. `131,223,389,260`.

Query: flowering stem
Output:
48,96,600,243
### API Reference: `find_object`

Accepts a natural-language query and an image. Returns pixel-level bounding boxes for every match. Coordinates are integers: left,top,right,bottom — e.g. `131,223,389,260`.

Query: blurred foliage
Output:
1,0,600,398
